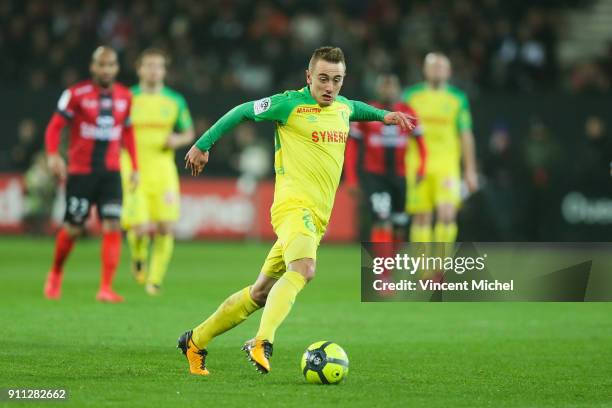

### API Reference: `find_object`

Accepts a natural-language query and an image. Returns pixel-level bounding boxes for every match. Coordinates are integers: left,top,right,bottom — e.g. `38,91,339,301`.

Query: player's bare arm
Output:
165,128,195,150
45,107,69,183
461,130,478,192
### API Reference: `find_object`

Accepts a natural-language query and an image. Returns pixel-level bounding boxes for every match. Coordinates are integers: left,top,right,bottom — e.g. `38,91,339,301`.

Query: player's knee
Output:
102,219,121,232
64,223,83,238
132,224,149,237
288,258,316,282
440,215,454,224
297,268,316,283
157,222,174,235
413,213,432,226
437,206,456,224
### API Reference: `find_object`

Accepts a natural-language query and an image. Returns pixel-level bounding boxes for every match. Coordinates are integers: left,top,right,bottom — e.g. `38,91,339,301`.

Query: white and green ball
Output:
301,341,349,384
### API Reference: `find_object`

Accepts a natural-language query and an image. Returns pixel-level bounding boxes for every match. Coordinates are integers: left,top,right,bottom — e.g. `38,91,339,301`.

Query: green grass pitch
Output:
1,236,611,407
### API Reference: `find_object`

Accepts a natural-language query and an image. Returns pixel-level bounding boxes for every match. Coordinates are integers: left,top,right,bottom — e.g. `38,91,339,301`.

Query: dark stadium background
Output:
1,0,611,241
1,3,612,407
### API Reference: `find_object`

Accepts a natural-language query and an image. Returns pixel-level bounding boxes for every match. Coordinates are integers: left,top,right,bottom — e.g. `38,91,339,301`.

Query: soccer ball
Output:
301,341,349,384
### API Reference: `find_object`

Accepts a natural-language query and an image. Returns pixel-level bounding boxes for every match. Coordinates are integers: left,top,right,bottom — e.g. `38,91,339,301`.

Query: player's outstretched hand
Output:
383,111,416,132
47,153,66,183
184,145,209,176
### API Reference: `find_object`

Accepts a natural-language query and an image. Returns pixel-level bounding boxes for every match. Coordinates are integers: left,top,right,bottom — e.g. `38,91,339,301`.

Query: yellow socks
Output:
433,222,457,242
192,286,261,349
410,224,432,242
411,223,457,242
127,230,149,265
256,271,306,344
127,232,177,285
148,234,174,286
192,271,309,348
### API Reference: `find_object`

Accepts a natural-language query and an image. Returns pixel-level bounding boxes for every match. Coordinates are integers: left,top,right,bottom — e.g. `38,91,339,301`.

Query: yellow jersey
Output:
121,85,192,187
195,86,388,226
403,83,472,172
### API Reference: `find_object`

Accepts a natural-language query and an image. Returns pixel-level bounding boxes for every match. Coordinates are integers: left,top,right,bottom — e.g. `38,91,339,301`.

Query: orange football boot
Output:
177,330,209,376
242,339,273,374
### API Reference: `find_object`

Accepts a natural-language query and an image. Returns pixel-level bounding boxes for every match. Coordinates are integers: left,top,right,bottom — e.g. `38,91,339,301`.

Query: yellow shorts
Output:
406,167,461,214
120,171,180,228
121,187,180,228
261,206,325,280
120,152,180,228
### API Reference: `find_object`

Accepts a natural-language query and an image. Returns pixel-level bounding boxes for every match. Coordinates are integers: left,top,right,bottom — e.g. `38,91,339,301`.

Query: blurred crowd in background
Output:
2,0,610,95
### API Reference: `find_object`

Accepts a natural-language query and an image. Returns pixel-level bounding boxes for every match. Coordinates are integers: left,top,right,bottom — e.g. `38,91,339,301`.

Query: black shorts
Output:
64,172,122,226
362,173,408,225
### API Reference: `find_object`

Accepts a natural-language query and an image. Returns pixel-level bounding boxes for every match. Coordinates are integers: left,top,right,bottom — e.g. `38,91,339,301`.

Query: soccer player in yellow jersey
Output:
178,46,415,376
403,53,478,243
120,48,194,295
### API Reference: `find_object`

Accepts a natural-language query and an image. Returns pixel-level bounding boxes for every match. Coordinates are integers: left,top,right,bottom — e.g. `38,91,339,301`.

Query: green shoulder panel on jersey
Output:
160,86,186,105
446,85,470,108
401,82,427,103
446,85,472,132
161,86,193,131
336,95,388,122
335,95,354,112
130,84,142,96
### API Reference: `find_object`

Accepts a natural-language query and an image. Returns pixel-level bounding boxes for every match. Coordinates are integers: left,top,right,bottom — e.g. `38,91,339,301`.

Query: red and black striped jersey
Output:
344,101,425,185
45,80,137,174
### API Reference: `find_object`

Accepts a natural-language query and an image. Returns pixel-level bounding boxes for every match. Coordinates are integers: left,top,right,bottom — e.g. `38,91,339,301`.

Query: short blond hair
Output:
136,47,170,68
308,46,345,71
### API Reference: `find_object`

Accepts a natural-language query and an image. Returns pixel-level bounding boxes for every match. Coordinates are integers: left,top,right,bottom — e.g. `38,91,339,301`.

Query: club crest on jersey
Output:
340,110,349,125
254,97,271,115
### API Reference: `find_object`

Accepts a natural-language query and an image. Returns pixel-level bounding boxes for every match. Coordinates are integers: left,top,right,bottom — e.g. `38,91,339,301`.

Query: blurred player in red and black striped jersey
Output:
43,46,139,303
344,74,426,243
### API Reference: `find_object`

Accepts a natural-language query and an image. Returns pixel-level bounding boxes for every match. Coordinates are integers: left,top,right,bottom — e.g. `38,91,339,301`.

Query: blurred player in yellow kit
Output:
403,53,478,243
120,48,194,295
